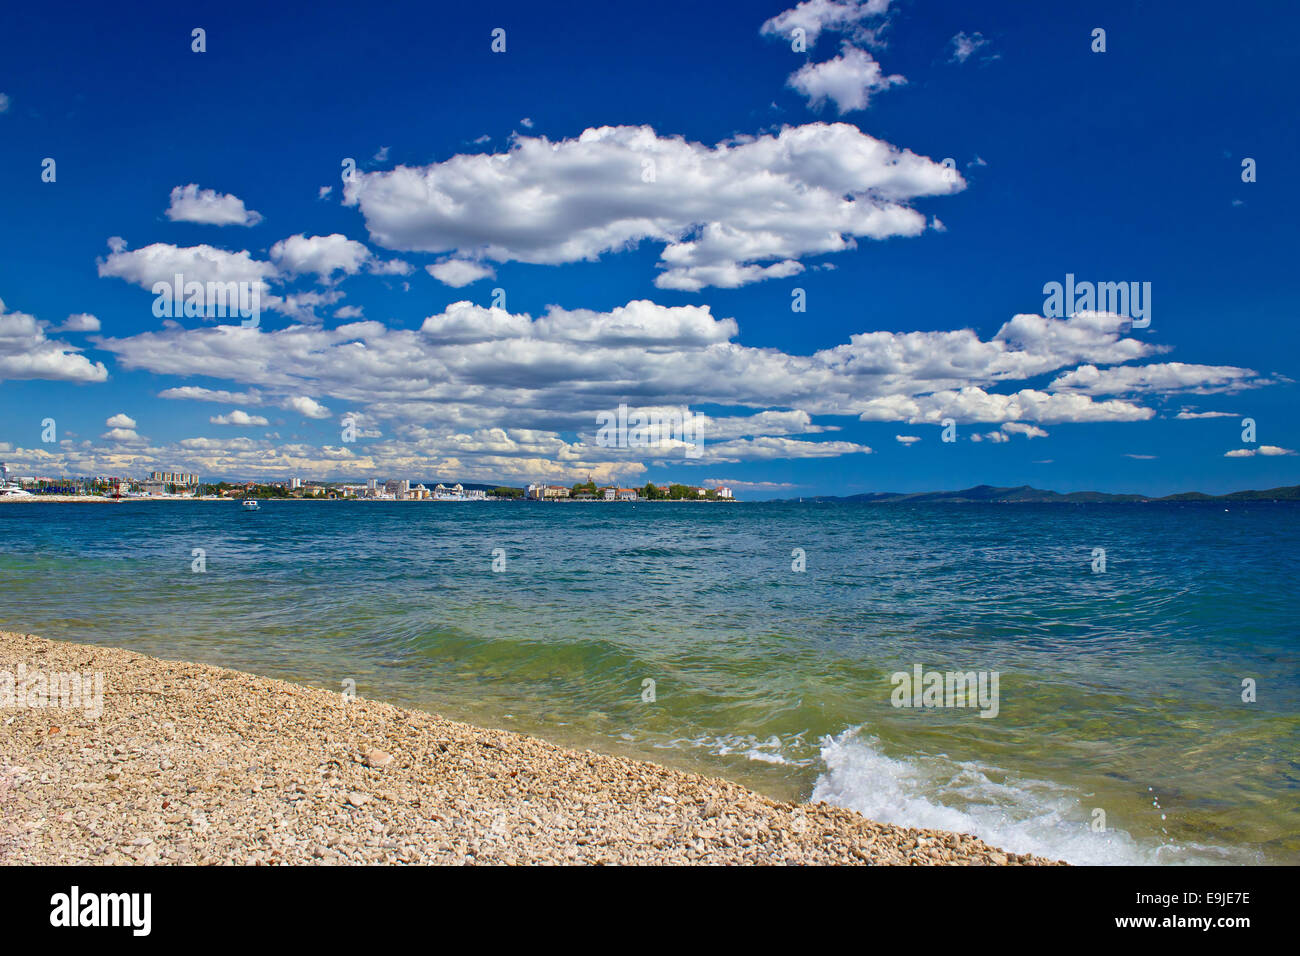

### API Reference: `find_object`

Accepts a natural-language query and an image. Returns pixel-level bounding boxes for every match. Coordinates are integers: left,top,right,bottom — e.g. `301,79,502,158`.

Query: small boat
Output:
0,461,32,497
242,499,260,511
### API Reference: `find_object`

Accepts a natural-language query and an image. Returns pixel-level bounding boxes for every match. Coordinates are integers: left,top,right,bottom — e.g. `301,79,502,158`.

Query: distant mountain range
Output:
780,484,1300,504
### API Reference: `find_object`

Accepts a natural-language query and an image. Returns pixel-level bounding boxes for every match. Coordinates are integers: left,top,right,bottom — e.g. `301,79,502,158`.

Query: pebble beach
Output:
0,631,1060,866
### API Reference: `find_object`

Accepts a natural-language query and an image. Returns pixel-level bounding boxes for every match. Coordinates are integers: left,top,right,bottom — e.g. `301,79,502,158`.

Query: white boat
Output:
0,462,31,497
242,499,260,511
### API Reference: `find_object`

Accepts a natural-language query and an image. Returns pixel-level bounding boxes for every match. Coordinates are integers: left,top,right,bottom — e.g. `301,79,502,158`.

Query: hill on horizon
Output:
780,483,1300,504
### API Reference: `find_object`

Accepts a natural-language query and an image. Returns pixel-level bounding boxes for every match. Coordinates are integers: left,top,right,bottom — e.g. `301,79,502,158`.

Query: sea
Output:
1,499,1296,864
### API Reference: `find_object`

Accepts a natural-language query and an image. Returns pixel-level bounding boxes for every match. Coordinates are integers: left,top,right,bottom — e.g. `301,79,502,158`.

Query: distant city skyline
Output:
1,0,1296,499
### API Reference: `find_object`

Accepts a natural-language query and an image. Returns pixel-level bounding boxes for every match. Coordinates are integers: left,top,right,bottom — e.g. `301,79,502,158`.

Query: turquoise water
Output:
1,499,1296,864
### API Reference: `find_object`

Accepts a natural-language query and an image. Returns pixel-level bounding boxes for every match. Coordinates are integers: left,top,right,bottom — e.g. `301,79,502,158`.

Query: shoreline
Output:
0,631,1060,865
0,496,737,504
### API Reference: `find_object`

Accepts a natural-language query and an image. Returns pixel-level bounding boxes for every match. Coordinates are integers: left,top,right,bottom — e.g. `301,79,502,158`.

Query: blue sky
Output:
1,0,1296,497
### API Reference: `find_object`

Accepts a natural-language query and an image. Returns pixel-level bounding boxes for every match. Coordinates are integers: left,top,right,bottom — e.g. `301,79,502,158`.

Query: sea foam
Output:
811,727,1248,866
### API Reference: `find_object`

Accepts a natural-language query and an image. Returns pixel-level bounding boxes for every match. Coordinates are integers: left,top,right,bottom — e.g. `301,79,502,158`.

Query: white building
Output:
526,483,570,500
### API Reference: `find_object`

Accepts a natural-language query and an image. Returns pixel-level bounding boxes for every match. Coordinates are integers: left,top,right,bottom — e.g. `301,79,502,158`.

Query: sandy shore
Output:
0,631,1062,865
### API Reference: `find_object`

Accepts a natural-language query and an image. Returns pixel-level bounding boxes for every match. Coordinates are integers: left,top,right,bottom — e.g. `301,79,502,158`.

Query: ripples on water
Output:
1,500,1296,864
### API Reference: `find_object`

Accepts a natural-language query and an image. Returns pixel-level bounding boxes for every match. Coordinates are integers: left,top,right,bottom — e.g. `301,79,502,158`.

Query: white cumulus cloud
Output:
165,184,263,227
1225,446,1295,458
59,313,101,332
283,396,331,419
1051,362,1264,396
85,298,1276,477
1001,422,1048,438
761,0,894,48
858,387,1153,425
98,240,277,293
210,409,270,426
270,233,371,281
343,123,962,291
427,259,496,287
159,386,262,404
788,45,904,113
0,299,108,383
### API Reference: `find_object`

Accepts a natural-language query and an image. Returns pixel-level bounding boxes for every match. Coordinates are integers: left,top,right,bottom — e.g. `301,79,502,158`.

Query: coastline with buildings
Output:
0,462,737,503
526,481,734,502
